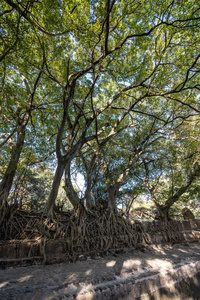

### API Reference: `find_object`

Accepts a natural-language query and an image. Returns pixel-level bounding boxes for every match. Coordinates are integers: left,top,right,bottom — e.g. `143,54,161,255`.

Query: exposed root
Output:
0,206,188,262
0,206,149,259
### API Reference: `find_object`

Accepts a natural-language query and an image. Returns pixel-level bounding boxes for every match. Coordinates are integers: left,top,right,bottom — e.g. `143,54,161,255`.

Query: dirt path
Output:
1,242,200,299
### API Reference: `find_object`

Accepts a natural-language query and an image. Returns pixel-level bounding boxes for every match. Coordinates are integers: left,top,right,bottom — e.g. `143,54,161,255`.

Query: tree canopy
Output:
0,0,200,220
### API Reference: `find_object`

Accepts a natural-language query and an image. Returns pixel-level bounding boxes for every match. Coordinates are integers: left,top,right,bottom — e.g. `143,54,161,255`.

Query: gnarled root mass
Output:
0,205,188,263
0,205,149,260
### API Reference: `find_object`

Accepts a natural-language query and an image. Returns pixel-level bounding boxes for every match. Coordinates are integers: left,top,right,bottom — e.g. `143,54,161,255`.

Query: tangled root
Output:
0,206,149,258
0,206,187,262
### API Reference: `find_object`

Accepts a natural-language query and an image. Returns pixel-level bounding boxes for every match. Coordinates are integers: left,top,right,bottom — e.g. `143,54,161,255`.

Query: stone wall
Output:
142,219,200,244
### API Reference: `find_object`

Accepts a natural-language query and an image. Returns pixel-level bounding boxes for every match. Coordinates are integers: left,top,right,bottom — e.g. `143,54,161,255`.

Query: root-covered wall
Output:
0,208,200,265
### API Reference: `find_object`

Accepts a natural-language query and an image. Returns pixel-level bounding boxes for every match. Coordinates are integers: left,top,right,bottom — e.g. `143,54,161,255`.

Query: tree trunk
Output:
64,161,80,208
85,189,93,209
150,190,170,220
18,185,24,209
85,166,95,209
107,186,118,211
46,160,65,215
156,205,170,220
85,154,97,209
0,128,25,208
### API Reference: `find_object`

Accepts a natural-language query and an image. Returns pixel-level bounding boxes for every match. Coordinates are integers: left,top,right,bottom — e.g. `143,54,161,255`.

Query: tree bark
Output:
107,185,118,211
84,154,97,209
0,127,25,208
46,160,65,215
64,161,80,208
85,189,93,209
149,189,170,220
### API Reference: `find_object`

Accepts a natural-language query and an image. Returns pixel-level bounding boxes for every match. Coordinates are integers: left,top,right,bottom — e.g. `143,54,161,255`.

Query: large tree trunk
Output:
107,186,118,211
150,190,171,220
0,128,25,208
46,160,65,215
85,188,93,209
64,161,80,208
156,205,170,220
84,154,97,209
85,159,96,209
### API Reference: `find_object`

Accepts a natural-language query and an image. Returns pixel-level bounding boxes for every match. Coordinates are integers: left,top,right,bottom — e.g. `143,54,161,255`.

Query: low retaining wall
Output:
141,219,200,244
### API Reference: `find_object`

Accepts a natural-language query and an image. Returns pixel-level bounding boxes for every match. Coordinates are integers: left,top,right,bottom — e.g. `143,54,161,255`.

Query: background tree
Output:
0,65,44,213
138,114,200,219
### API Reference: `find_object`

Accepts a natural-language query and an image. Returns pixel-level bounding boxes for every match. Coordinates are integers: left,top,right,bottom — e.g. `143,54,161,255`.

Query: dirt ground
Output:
1,242,200,299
